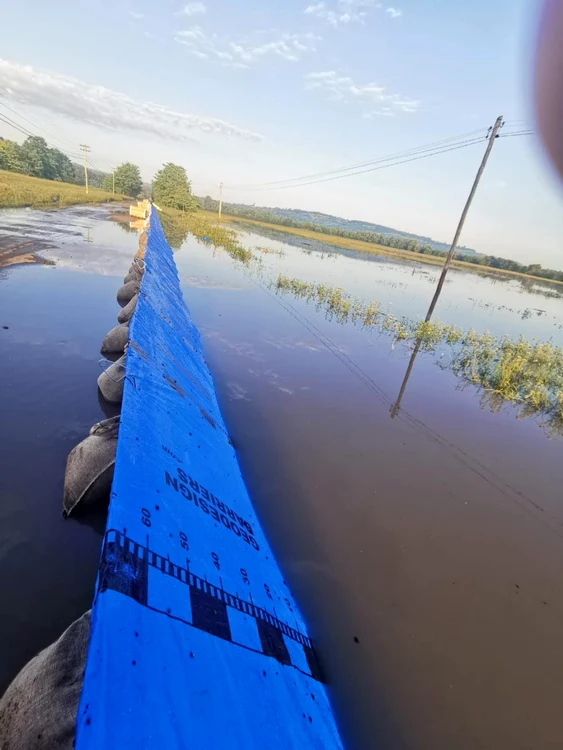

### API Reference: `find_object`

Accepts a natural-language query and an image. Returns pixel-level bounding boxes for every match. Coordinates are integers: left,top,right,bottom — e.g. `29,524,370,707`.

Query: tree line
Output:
198,196,563,284
0,135,197,211
0,136,198,213
0,135,113,188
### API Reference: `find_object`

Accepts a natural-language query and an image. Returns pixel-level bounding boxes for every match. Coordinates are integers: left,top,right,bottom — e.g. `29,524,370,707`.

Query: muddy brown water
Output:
1,205,563,749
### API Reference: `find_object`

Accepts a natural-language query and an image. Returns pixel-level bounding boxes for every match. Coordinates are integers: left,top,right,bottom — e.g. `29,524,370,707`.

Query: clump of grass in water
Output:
273,273,563,433
255,245,285,257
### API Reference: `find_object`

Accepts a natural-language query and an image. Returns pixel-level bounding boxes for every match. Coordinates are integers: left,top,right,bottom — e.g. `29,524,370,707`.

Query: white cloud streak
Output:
305,70,419,115
129,11,145,20
304,0,402,27
175,27,321,67
0,58,263,141
180,2,206,16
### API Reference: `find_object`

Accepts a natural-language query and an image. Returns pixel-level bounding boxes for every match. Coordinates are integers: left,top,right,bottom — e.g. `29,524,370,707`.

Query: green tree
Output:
0,138,24,172
15,136,74,181
47,148,75,183
101,173,114,192
152,163,197,211
113,162,142,197
19,136,53,178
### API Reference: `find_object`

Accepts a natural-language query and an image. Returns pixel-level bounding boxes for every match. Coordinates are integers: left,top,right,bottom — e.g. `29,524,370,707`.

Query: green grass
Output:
274,274,563,435
0,169,125,208
199,209,563,287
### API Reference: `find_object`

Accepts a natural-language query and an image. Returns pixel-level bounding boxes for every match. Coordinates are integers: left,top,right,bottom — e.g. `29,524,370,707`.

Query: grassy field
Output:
199,209,563,287
0,170,125,209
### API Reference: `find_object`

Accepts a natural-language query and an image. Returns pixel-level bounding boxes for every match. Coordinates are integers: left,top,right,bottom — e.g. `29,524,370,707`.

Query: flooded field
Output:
1,206,563,749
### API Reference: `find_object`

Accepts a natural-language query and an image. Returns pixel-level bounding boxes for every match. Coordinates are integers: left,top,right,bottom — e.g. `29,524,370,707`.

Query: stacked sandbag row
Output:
62,257,145,517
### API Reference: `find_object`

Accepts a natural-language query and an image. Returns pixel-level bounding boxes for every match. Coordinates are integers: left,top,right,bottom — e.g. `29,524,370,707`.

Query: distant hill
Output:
247,205,479,257
198,197,478,257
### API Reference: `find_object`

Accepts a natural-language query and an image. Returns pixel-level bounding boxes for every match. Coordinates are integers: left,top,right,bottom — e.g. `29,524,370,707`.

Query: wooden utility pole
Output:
218,182,223,220
391,115,504,419
423,115,504,322
80,144,91,194
112,171,115,195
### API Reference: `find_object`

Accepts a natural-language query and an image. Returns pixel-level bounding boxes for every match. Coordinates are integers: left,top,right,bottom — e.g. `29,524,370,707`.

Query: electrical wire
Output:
0,108,113,175
0,111,84,162
0,100,82,154
227,137,487,192
498,131,535,138
227,128,492,191
227,127,490,191
0,112,36,139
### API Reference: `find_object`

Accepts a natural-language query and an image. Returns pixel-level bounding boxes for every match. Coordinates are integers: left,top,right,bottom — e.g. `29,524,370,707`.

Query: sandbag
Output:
62,416,119,517
117,294,138,324
129,258,145,275
0,611,90,750
100,323,129,355
97,355,126,404
123,271,139,284
124,262,144,284
116,280,140,307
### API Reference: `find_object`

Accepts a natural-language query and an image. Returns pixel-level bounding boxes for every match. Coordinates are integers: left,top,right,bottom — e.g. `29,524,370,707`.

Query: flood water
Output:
1,206,563,749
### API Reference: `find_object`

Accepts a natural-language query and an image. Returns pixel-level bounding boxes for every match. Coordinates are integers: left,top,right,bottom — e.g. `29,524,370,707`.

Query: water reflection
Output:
160,212,190,249
169,226,563,749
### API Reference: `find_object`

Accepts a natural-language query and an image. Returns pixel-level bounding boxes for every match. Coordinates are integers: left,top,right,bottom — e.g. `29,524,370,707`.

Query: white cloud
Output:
175,27,321,67
0,58,263,141
304,1,402,27
129,10,145,19
304,0,378,27
305,70,419,115
180,2,206,16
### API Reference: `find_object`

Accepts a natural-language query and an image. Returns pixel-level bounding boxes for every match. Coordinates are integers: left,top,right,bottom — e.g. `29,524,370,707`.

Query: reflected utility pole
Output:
391,115,504,418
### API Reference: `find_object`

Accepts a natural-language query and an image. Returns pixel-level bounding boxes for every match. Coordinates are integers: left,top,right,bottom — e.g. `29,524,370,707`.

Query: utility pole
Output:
80,144,91,194
112,171,115,195
391,115,504,419
423,115,504,323
218,182,223,220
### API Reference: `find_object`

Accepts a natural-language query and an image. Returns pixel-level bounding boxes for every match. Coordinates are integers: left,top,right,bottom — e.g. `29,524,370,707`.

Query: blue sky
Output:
0,0,561,264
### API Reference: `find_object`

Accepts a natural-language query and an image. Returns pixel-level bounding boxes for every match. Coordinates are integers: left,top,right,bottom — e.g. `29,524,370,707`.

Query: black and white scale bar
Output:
98,529,325,682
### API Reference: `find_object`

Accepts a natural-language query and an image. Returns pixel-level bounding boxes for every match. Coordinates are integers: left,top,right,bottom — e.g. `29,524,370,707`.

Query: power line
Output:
227,127,490,191
0,108,113,176
0,100,81,154
0,112,35,139
498,131,535,139
228,137,487,193
0,111,84,162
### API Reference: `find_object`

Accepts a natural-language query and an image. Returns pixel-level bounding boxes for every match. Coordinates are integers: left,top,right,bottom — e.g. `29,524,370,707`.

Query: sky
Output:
0,0,561,265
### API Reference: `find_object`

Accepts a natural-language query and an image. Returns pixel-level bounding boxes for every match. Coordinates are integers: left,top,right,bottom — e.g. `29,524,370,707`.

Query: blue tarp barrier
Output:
76,209,343,749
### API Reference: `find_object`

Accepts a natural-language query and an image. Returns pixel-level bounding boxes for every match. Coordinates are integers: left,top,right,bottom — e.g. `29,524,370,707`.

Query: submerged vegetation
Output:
159,207,255,263
157,209,563,435
274,274,563,433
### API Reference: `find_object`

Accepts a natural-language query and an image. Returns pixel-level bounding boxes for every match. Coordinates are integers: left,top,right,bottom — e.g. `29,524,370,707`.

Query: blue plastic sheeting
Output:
76,210,343,749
